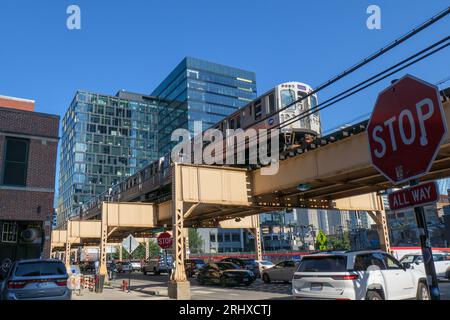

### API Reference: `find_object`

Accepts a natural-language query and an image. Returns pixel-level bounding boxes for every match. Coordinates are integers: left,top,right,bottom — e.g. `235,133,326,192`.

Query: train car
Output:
197,81,321,164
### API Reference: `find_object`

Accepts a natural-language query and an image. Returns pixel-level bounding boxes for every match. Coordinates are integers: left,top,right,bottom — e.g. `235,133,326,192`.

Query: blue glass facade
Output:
57,91,160,225
152,57,257,155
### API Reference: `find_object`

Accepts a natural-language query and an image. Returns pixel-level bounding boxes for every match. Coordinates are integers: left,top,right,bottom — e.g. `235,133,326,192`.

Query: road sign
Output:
367,74,447,185
157,232,173,249
122,235,139,254
388,181,439,211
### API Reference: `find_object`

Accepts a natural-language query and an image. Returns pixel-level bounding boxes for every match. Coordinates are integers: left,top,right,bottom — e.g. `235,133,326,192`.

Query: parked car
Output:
79,261,95,272
130,260,142,272
400,252,450,280
185,259,206,277
117,261,132,273
197,262,256,287
142,255,173,275
256,260,275,274
0,259,71,300
292,250,429,300
262,260,299,283
220,258,259,277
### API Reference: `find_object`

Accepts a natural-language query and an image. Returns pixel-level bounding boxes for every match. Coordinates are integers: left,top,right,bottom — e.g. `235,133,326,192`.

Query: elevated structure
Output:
52,94,450,299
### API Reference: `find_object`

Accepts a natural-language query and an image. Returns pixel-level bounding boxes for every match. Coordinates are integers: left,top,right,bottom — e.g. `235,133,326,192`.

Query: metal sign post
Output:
122,234,139,293
410,180,440,300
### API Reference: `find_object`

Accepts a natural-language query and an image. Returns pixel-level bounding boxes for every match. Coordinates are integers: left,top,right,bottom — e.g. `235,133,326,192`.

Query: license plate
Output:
310,283,322,291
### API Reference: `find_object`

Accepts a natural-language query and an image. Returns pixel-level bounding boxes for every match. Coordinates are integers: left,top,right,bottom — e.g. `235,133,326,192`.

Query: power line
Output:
277,37,450,132
240,6,450,131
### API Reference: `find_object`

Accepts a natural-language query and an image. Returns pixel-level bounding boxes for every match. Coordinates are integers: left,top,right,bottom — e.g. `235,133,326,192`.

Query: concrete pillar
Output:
168,164,190,300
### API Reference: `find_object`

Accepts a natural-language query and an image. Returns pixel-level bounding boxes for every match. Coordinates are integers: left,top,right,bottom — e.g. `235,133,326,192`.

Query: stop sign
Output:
367,74,447,185
157,232,173,249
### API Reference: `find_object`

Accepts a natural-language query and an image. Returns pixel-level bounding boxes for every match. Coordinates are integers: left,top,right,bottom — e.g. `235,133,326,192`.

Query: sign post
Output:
157,232,173,276
367,75,447,300
122,234,139,293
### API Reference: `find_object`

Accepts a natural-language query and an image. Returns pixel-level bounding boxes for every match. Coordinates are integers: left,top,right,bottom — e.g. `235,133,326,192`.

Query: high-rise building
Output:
152,57,257,155
57,90,160,226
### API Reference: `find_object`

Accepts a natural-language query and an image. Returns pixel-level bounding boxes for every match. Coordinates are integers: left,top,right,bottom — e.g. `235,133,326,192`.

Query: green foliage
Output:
188,228,204,254
327,231,351,251
112,240,159,260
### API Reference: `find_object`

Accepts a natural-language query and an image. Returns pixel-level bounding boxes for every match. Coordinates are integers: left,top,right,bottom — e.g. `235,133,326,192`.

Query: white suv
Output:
399,252,450,280
292,250,429,300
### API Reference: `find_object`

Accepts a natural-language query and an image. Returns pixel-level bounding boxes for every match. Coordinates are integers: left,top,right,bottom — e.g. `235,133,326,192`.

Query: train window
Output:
281,89,296,108
311,95,318,110
268,93,275,114
255,103,262,120
229,118,235,130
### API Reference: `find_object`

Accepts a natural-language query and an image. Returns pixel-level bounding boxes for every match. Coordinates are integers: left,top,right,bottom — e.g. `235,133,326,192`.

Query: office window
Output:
210,234,216,242
2,138,29,186
231,233,240,242
2,222,18,243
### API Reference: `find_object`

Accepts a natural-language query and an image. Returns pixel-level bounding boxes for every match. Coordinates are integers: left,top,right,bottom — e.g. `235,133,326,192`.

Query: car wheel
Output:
446,269,450,281
143,269,147,275
366,290,383,300
197,277,205,285
220,276,228,287
417,282,430,300
154,268,160,275
262,273,271,284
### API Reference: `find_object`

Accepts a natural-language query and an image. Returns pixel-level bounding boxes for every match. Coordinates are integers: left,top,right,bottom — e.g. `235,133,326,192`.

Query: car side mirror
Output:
402,262,411,270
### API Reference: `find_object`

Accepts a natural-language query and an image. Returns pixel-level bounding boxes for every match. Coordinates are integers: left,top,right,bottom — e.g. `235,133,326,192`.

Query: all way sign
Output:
388,181,438,211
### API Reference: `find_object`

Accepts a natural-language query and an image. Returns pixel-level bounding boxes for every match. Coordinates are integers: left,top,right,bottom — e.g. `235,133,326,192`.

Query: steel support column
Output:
168,163,190,300
64,241,71,272
254,224,263,262
368,210,391,253
99,206,108,277
145,238,150,260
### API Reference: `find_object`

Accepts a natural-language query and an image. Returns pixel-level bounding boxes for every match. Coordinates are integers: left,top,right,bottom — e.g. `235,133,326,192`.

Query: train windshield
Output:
280,89,296,109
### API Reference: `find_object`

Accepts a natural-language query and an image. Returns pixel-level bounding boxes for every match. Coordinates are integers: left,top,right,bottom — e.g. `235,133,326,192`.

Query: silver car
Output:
0,259,71,300
262,260,299,283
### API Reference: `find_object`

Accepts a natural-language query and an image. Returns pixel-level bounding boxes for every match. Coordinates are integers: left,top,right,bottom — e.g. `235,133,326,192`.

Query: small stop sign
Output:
367,74,447,185
157,232,173,249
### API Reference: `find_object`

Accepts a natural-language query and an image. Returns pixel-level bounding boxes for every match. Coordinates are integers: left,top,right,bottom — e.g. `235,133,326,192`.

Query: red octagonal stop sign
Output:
367,74,447,185
157,232,173,249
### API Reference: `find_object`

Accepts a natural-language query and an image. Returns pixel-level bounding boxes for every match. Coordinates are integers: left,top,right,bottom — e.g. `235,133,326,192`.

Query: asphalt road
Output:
111,272,450,300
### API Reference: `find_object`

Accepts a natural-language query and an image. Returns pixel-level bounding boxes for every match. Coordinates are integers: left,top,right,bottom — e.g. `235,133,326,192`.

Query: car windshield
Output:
399,255,417,264
217,262,239,270
15,261,66,277
297,256,347,272
243,259,257,266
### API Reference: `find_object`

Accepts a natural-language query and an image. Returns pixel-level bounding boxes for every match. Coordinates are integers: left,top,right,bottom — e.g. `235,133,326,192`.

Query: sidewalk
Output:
71,286,171,300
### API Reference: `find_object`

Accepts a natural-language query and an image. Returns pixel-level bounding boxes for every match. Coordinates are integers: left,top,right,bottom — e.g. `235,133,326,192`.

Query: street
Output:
73,272,450,300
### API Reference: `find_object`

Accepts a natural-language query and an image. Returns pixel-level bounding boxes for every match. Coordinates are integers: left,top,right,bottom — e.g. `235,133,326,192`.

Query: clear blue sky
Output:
1,1,449,195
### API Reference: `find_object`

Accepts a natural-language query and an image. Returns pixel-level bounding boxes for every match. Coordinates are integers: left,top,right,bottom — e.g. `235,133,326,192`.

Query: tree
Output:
188,228,204,254
327,232,351,251
315,230,328,251
112,240,160,260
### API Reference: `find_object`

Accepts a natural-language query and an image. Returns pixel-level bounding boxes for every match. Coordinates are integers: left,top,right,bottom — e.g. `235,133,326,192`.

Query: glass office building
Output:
57,90,160,225
152,57,257,155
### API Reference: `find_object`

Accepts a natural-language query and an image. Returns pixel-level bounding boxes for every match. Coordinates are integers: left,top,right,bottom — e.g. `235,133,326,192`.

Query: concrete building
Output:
0,95,59,264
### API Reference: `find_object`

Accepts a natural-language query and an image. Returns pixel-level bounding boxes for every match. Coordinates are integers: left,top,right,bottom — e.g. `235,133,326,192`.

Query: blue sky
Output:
1,1,449,195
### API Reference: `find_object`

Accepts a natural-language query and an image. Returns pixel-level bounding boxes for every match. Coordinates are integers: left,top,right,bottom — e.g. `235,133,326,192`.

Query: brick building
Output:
0,96,59,266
